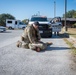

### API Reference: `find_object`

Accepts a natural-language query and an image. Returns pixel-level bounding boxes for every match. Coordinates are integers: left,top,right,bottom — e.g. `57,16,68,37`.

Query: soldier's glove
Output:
46,42,53,46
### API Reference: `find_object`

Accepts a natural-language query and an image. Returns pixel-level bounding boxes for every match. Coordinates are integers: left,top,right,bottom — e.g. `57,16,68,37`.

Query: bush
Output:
72,23,76,28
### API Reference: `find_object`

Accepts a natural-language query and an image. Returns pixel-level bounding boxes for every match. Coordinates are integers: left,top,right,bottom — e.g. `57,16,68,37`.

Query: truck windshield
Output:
31,17,47,21
51,17,61,22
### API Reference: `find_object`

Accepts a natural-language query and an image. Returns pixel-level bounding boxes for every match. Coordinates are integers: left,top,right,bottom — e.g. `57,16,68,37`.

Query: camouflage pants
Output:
29,41,47,50
17,40,47,50
16,40,29,49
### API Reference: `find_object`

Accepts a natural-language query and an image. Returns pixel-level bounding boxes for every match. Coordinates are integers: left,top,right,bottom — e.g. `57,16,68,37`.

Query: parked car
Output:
0,26,6,32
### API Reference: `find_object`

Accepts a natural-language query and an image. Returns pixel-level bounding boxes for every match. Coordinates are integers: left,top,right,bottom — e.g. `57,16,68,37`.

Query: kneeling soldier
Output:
16,21,52,52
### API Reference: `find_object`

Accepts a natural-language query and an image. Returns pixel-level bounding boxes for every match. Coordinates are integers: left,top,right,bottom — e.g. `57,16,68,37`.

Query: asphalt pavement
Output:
0,30,76,75
0,30,23,42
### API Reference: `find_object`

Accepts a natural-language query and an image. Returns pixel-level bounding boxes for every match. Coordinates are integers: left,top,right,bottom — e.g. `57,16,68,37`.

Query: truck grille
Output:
38,24,49,30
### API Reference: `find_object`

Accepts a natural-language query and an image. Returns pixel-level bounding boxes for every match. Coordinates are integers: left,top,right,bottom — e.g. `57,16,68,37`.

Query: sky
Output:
0,0,76,20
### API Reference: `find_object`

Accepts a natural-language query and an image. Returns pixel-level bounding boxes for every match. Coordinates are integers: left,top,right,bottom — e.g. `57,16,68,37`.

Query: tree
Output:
0,13,15,26
63,10,76,18
22,19,29,25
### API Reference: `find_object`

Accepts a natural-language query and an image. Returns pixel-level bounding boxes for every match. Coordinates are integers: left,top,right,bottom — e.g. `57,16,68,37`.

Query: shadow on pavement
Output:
59,33,69,38
51,33,69,39
47,46,70,51
40,46,71,52
41,33,69,39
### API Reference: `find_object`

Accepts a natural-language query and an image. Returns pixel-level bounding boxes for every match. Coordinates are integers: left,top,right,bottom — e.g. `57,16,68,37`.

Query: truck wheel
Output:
22,27,25,30
50,32,52,38
12,28,14,30
8,27,14,30
8,27,12,30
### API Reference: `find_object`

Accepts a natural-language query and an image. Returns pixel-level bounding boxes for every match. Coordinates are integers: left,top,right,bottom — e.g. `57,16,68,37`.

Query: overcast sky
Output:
0,0,76,20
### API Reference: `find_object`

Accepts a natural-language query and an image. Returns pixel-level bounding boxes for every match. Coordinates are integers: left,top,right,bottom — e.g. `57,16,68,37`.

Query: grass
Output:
64,38,76,55
64,28,76,38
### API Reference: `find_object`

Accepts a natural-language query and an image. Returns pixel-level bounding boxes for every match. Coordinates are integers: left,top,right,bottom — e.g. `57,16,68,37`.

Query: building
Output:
61,18,76,27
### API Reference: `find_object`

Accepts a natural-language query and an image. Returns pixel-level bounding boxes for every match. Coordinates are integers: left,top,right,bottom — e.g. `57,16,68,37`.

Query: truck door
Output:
51,17,62,32
15,21,18,28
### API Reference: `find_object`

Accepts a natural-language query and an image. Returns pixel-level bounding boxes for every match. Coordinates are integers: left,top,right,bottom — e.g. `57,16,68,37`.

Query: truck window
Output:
7,21,12,23
19,22,23,25
31,17,47,21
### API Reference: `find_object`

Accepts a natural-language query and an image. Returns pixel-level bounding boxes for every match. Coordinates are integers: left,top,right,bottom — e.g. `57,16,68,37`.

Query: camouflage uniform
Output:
17,24,48,50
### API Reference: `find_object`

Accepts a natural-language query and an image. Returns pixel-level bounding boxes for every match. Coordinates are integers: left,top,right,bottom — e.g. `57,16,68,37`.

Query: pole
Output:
54,1,56,17
65,0,67,31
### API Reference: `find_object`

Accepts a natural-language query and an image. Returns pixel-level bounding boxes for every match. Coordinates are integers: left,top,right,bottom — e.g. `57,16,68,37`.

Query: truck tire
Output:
49,29,52,38
48,33,52,38
22,27,25,30
8,27,12,30
8,27,14,30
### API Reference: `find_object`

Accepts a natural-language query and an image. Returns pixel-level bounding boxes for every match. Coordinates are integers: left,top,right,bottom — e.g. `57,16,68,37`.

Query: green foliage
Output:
72,23,76,28
22,19,29,25
63,10,76,18
0,13,15,26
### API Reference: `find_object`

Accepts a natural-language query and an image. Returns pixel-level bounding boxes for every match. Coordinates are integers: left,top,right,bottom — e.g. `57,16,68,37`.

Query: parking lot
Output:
0,30,76,75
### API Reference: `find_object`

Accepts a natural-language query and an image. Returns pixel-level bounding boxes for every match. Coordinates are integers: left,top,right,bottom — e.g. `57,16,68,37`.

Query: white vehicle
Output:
51,17,62,32
6,19,26,29
29,15,52,37
0,26,6,32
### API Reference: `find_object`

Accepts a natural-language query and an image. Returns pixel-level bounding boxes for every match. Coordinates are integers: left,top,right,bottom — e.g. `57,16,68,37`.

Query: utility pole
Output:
54,1,56,17
65,0,68,31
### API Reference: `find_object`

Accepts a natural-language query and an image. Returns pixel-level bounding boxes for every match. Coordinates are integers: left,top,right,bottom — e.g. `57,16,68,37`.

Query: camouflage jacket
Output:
22,25,41,44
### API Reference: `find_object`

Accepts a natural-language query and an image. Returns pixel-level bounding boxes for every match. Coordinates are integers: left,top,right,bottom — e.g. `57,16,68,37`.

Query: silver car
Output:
0,26,6,32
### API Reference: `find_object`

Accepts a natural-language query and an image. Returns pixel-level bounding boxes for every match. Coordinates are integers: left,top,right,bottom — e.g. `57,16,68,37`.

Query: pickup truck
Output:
29,15,52,38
